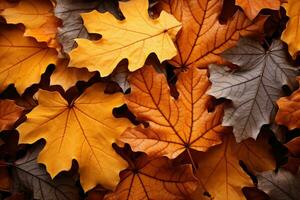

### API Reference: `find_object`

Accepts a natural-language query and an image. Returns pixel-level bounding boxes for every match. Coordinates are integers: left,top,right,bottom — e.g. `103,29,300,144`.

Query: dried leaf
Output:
54,0,124,53
119,65,225,159
50,59,96,91
235,0,280,20
276,78,300,130
105,155,198,200
192,133,275,200
17,83,131,191
54,0,100,53
257,169,300,200
281,0,300,59
0,24,57,93
0,0,17,10
111,63,130,93
208,38,298,142
1,0,60,47
12,141,80,200
283,136,300,174
0,100,23,132
69,0,182,76
158,0,266,68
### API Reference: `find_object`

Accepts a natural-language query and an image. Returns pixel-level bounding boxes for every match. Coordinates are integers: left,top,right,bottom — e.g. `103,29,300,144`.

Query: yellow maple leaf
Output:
281,0,300,59
1,0,59,47
0,24,57,93
69,0,182,77
17,83,132,191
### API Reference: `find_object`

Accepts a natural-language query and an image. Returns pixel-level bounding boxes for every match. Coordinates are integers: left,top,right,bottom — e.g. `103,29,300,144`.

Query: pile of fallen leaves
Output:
0,0,300,199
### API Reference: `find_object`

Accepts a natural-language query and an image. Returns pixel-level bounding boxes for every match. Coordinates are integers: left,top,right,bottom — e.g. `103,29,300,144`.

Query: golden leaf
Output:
0,24,57,93
281,0,300,58
50,59,96,91
17,83,131,191
69,0,182,76
119,65,225,159
1,0,59,47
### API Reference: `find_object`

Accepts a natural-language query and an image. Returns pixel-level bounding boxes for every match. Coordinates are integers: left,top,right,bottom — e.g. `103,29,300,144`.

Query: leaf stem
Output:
186,148,209,194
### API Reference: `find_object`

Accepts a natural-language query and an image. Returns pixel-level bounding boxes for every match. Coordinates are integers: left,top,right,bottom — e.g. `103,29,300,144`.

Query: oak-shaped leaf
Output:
69,0,182,76
257,168,300,200
105,154,198,200
54,0,123,53
119,65,225,159
208,38,298,142
0,24,57,93
158,0,266,68
1,0,60,47
17,83,132,191
11,141,79,200
191,132,275,200
0,100,24,132
281,0,300,59
50,59,96,91
235,0,280,20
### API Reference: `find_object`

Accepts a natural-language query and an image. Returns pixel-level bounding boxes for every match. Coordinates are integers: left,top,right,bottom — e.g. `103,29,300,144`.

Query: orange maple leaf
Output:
105,154,198,200
119,65,225,159
158,0,266,68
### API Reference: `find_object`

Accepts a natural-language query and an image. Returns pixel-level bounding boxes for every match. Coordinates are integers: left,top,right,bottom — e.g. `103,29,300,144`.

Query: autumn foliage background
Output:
0,0,300,199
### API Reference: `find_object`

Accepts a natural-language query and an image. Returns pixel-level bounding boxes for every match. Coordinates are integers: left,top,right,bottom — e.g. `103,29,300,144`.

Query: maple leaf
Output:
257,168,300,200
276,77,300,130
158,0,266,68
191,132,275,200
1,0,60,47
0,24,57,93
17,83,131,191
11,141,80,200
235,0,280,20
281,0,300,59
69,0,182,77
0,100,24,132
54,0,124,53
105,154,198,200
119,65,225,159
208,38,298,142
50,59,96,91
